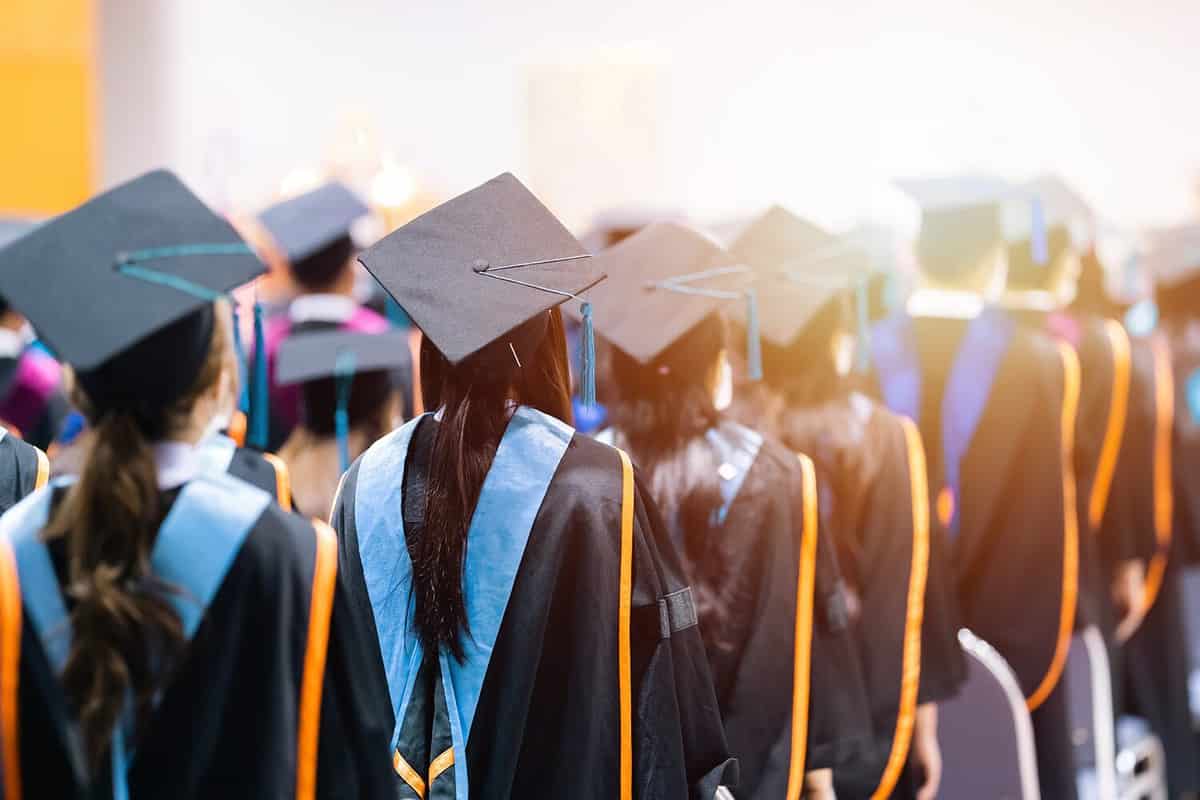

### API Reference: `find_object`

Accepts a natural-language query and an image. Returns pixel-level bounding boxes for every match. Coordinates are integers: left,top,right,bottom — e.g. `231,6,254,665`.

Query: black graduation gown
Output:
332,417,736,800
1008,310,1144,639
871,314,1080,800
0,433,46,514
12,485,396,798
691,427,872,797
227,446,293,511
1119,325,1199,796
753,394,964,798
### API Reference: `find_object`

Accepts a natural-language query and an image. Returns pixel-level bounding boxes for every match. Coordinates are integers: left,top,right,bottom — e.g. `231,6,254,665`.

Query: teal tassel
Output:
334,351,357,474
854,278,871,373
745,290,763,381
231,302,250,414
580,302,597,407
248,300,269,450
385,294,410,328
1031,197,1048,266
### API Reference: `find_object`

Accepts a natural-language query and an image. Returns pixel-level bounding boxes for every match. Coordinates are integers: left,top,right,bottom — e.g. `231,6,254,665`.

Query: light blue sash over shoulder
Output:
354,406,574,800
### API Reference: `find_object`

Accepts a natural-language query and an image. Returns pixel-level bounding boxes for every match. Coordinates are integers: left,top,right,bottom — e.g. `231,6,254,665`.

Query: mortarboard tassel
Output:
854,277,872,373
230,300,251,414
580,301,597,408
385,294,410,328
248,299,269,450
334,351,356,474
1031,197,1049,266
744,289,763,381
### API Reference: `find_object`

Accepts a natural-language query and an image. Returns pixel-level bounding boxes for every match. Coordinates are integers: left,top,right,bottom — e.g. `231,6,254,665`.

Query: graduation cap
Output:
276,328,411,471
358,172,605,399
1002,176,1093,291
728,206,871,352
570,221,764,378
1140,223,1200,289
259,181,370,264
0,170,266,415
896,175,1010,284
259,182,370,290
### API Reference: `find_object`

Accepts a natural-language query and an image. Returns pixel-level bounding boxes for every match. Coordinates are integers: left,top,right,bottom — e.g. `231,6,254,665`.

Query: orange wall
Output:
0,0,95,215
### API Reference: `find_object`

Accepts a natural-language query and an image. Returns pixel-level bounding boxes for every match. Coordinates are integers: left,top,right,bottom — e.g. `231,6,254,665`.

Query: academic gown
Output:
332,407,736,800
3,472,397,798
620,419,874,796
0,347,70,450
749,393,964,798
196,431,294,511
1119,324,1199,796
1007,310,1144,637
0,428,48,514
261,299,390,451
871,309,1081,800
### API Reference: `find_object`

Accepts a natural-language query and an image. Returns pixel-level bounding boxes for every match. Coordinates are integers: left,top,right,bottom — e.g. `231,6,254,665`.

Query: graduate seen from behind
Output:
332,174,735,799
575,221,871,799
275,328,409,519
870,177,1082,800
257,182,391,451
724,207,961,800
0,171,396,799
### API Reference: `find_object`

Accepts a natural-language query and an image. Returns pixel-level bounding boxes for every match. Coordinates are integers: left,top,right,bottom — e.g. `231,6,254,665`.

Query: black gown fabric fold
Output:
332,423,735,800
16,487,397,799
871,315,1079,800
744,393,964,797
0,433,43,513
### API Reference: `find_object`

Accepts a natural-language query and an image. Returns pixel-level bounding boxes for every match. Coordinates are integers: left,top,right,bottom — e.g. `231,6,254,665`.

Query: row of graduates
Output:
0,164,1194,800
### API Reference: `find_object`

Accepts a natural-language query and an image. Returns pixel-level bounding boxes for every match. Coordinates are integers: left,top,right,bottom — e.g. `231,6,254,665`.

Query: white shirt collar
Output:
153,441,201,490
289,294,358,325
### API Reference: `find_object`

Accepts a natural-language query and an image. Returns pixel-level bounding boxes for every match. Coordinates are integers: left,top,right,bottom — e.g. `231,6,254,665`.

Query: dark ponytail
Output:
414,308,572,660
605,313,735,654
44,308,228,769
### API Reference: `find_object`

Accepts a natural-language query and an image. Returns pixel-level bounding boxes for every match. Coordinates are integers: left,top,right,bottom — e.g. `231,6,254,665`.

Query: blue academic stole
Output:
1,471,271,799
353,406,574,800
872,308,1015,538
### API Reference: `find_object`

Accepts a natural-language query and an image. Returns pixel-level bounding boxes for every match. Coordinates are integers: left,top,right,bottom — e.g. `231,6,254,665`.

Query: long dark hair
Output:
415,308,572,660
605,313,734,654
43,306,228,770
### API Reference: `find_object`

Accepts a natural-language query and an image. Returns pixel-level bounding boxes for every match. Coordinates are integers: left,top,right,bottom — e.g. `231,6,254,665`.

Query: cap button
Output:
473,259,490,273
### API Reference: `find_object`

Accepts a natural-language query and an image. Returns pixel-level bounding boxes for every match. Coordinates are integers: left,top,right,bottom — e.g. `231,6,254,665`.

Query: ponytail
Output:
414,309,572,660
44,306,228,769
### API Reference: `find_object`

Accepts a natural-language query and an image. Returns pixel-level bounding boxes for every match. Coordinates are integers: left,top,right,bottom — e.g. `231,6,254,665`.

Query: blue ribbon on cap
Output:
248,300,269,450
334,349,357,473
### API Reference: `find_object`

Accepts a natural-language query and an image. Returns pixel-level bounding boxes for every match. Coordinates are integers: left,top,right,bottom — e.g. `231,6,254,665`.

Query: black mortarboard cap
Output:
896,175,1010,282
358,172,603,365
276,328,412,472
571,221,755,366
275,329,412,386
258,181,370,264
728,206,869,347
1143,223,1200,288
0,169,265,374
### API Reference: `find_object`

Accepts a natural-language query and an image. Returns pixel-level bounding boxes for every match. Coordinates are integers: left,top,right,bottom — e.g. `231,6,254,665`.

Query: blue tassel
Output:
385,294,410,328
248,300,269,450
334,352,356,474
231,301,250,414
854,278,872,373
580,302,597,408
1031,197,1048,266
745,290,763,381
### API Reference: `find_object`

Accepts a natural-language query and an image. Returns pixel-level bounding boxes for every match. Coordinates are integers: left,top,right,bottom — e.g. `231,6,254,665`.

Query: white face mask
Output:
712,353,733,412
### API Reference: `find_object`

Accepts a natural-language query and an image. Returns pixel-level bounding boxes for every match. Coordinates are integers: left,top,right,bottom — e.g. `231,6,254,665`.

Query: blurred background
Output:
3,0,1200,238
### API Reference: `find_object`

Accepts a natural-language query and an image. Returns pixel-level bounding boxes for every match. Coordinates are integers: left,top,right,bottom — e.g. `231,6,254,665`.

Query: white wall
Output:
98,0,1200,231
